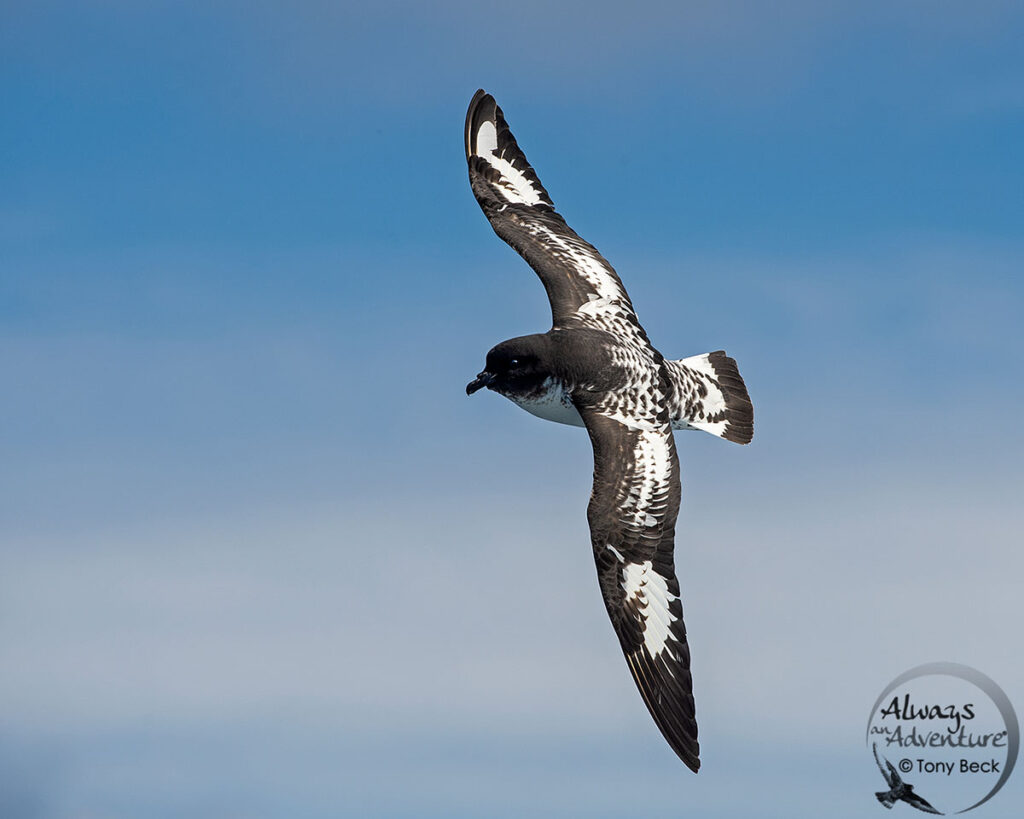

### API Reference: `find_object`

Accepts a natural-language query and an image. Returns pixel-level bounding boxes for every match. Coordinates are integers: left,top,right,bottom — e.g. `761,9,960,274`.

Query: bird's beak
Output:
466,371,496,395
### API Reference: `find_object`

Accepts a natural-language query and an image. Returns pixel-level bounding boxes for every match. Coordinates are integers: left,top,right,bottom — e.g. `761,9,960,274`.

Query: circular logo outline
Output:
865,662,1019,813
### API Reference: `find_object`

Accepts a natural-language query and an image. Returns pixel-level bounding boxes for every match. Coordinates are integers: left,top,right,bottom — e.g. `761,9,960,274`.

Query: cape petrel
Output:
464,89,753,772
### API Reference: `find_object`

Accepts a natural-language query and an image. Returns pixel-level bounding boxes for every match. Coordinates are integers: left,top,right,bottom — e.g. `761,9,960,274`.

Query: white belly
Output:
509,379,585,427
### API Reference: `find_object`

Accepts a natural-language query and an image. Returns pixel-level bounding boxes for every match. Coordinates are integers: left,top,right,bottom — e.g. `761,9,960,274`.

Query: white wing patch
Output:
621,559,678,657
475,119,499,154
474,121,547,206
521,221,644,338
527,225,621,301
623,426,673,524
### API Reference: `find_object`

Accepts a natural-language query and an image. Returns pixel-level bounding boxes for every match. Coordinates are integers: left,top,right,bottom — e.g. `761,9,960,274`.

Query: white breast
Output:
510,378,585,427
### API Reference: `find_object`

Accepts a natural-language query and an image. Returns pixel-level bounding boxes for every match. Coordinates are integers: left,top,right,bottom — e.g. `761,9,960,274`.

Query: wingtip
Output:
468,88,489,117
667,732,700,772
463,91,555,210
673,734,701,773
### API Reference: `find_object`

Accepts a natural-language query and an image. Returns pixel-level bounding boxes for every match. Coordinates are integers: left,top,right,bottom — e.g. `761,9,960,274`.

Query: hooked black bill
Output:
466,371,496,395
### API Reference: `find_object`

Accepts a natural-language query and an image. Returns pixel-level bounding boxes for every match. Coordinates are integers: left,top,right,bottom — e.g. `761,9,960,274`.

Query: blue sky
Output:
2,2,1023,817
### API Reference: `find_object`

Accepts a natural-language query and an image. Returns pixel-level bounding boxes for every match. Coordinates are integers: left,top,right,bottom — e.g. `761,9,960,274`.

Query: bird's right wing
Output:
465,90,647,343
579,405,699,771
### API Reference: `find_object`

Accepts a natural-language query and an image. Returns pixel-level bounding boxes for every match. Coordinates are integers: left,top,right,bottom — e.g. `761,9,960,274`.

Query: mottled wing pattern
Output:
579,405,699,772
465,90,647,341
665,351,754,444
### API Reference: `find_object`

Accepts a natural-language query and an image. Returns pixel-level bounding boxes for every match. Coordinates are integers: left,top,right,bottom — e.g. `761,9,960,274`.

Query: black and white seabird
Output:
464,90,753,773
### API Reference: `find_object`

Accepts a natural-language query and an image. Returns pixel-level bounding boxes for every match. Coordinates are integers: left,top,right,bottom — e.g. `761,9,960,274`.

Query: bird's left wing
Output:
579,405,699,771
465,90,646,342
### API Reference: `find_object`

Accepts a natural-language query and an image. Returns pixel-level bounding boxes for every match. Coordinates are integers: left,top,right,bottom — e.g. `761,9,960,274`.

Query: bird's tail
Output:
665,351,753,444
876,791,896,809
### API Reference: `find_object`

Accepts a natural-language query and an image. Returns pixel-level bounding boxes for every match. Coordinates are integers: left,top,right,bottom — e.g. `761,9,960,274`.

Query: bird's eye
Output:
509,358,519,366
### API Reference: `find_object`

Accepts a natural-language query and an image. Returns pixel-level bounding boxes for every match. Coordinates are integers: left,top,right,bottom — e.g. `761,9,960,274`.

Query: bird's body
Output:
500,341,753,439
464,90,753,773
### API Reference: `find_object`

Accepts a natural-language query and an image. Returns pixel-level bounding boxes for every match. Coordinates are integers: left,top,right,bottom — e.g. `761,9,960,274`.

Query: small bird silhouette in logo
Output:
873,743,941,814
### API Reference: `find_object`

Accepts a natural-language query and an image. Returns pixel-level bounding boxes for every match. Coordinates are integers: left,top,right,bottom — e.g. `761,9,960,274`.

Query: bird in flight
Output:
464,89,753,772
872,744,942,814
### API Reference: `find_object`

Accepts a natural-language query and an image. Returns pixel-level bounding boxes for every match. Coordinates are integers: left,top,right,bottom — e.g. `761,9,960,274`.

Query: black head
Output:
466,335,552,396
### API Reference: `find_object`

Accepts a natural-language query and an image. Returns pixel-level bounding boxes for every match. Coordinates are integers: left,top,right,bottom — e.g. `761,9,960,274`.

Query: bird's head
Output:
466,335,551,397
